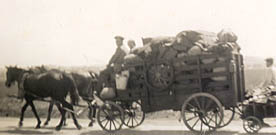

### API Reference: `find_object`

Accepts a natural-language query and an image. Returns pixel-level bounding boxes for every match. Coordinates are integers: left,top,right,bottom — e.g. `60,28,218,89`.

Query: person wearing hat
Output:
107,36,128,68
260,58,276,87
96,36,128,93
251,57,276,127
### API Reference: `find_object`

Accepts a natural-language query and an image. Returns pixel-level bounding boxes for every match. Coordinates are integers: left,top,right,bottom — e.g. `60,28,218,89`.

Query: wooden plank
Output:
173,55,199,62
174,83,200,90
200,62,228,69
175,74,199,81
201,72,229,78
174,65,198,73
207,81,230,87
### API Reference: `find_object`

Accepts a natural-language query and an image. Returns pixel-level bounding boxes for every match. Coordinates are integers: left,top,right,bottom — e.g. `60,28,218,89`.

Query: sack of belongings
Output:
126,29,240,75
124,54,144,65
172,30,217,52
133,36,176,61
217,28,238,43
100,87,116,99
244,86,276,104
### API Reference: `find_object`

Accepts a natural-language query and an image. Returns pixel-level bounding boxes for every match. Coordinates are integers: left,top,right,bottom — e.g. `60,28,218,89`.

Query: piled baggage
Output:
125,29,239,62
244,86,276,104
124,29,240,82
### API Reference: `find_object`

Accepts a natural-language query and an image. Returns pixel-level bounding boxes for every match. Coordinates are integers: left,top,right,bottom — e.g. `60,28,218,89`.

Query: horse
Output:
44,70,98,127
5,66,82,131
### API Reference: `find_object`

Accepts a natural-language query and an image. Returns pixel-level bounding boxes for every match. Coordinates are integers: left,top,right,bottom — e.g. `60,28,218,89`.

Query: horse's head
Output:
5,66,24,87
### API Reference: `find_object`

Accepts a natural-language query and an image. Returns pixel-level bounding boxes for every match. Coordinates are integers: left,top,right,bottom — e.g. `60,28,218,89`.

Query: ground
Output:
0,117,276,135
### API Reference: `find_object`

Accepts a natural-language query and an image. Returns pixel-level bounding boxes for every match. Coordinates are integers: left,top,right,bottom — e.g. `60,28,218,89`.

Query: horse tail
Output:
63,73,80,105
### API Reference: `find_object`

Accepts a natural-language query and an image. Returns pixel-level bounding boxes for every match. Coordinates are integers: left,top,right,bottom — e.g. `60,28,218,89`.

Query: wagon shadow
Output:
80,129,276,135
0,128,53,135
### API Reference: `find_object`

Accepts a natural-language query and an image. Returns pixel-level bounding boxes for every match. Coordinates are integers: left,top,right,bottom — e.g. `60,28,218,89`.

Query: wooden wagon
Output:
96,52,246,133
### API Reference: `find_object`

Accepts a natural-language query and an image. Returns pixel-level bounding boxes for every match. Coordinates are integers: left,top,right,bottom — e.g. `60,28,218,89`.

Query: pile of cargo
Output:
124,29,240,82
244,86,276,104
124,29,240,64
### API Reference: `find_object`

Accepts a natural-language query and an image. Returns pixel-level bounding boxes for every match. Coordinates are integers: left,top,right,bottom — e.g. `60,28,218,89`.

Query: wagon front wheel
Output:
123,101,145,128
181,93,224,133
97,101,124,132
243,116,262,134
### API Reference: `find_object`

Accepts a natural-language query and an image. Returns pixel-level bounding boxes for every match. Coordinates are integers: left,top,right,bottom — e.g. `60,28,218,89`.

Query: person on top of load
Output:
127,40,136,54
96,36,128,96
245,57,276,127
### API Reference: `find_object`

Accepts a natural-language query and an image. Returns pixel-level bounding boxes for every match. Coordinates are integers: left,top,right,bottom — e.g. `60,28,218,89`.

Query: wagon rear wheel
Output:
97,101,124,132
243,116,262,134
123,101,145,128
181,93,224,133
146,61,174,91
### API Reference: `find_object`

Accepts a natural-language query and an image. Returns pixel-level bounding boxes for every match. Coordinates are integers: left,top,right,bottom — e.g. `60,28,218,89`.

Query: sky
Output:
0,0,276,67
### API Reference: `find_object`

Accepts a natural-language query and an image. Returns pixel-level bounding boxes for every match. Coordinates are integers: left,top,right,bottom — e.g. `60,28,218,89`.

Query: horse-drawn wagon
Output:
96,51,246,133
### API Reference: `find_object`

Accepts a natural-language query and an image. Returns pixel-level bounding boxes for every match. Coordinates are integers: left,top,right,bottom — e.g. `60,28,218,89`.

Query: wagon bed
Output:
114,52,245,111
101,52,246,133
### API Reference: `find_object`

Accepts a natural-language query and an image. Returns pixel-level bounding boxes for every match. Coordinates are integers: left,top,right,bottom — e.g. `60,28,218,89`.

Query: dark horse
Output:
44,70,98,127
5,66,82,130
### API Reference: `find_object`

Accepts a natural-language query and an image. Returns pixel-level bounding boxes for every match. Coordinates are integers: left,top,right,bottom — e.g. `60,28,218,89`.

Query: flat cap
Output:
114,35,124,40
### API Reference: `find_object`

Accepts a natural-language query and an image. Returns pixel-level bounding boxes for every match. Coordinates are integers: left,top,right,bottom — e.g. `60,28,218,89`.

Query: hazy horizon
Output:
1,0,276,67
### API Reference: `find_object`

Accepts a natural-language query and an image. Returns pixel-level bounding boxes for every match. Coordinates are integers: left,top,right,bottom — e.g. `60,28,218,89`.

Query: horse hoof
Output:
18,122,23,127
55,126,62,131
35,125,41,129
77,125,82,130
88,122,93,127
44,122,49,126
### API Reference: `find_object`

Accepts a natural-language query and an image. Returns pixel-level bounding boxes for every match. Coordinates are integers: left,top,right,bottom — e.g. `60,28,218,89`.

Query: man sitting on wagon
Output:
96,36,128,97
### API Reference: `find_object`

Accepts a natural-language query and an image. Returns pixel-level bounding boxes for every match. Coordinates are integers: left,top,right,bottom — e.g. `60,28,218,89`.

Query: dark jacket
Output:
108,46,128,65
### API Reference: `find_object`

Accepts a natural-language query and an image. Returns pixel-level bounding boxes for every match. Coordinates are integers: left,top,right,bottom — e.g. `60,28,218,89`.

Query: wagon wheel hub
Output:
128,111,135,117
197,110,207,117
155,72,161,78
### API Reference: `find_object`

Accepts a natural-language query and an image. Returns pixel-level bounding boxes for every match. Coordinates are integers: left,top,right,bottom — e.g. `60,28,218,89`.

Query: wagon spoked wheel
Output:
146,61,174,91
243,116,262,134
123,101,145,128
219,107,235,128
182,93,224,133
97,101,124,132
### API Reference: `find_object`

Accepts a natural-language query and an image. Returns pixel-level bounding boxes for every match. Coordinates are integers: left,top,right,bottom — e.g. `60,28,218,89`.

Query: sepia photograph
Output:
0,0,276,135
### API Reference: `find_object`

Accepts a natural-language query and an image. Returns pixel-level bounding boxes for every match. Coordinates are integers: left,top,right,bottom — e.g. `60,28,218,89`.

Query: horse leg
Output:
29,100,41,129
63,113,68,126
61,100,82,130
44,101,54,126
19,102,29,127
55,103,65,131
88,104,96,127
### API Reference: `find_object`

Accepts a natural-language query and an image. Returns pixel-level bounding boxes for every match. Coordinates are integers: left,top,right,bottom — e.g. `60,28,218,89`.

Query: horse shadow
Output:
0,127,53,135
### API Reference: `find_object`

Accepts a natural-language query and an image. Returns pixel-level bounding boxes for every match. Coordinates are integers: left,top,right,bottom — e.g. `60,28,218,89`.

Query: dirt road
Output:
0,117,276,135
